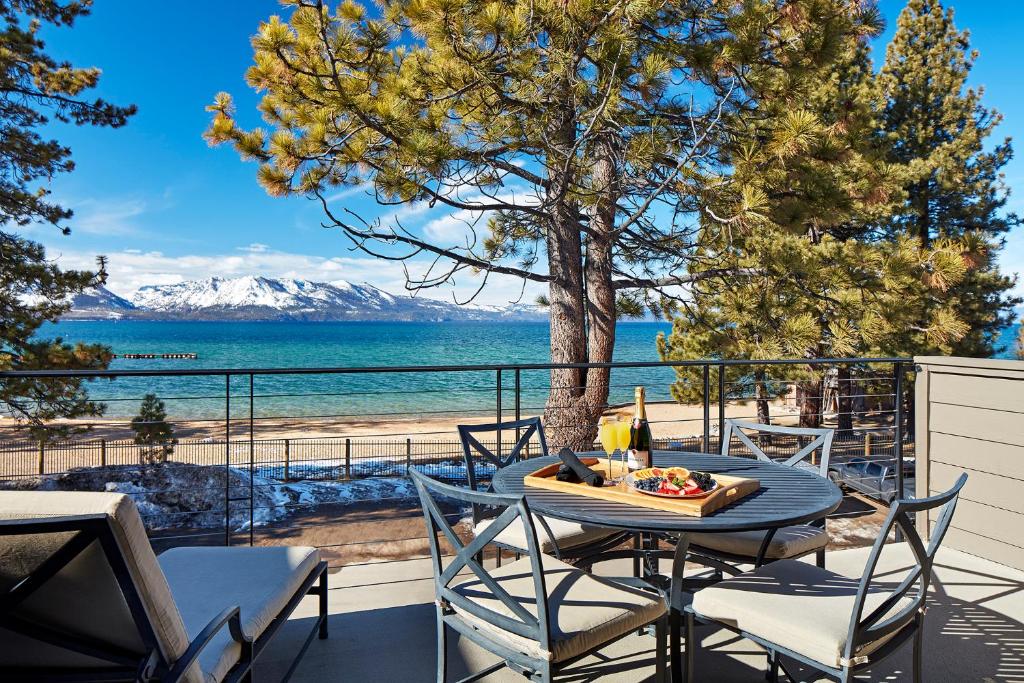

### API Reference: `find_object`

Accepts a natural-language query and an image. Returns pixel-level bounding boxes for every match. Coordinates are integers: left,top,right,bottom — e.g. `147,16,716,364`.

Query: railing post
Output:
344,438,351,480
100,438,107,468
496,369,502,459
283,438,290,481
406,437,412,473
224,374,231,547
864,431,873,458
893,362,905,541
249,373,255,547
702,364,710,453
514,368,522,456
717,363,726,453
37,440,44,475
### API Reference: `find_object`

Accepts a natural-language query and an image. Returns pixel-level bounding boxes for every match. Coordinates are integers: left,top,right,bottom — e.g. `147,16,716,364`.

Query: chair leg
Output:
683,611,695,683
318,568,329,639
766,650,779,682
913,613,924,683
815,548,825,568
655,615,668,683
436,612,448,683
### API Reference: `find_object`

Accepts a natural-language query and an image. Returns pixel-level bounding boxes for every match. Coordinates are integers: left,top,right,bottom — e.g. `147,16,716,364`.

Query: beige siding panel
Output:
929,433,1024,478
929,372,1024,414
941,526,1024,571
930,462,1024,514
927,497,1024,550
929,403,1024,447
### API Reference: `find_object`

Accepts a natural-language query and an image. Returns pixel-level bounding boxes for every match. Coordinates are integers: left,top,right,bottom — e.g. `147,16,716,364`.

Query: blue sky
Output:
26,0,1024,308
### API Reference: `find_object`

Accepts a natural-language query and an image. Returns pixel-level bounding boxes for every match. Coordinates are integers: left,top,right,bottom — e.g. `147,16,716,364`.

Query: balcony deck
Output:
254,542,1024,682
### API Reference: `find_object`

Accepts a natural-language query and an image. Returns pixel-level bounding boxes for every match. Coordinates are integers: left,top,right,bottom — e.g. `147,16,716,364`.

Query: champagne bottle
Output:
630,386,653,469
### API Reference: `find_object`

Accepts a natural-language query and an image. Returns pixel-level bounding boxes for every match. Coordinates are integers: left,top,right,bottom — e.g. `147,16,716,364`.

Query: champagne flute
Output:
615,419,633,480
598,416,618,484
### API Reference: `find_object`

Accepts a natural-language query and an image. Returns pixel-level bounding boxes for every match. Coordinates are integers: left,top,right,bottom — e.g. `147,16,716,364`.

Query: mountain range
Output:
63,276,547,322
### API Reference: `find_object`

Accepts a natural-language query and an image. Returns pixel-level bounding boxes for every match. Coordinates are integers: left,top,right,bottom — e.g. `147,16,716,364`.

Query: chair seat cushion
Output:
691,525,828,560
474,514,616,555
159,546,320,683
690,559,913,667
449,554,666,663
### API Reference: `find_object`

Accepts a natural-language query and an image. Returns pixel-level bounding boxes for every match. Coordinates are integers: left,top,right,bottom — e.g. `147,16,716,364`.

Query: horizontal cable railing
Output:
0,357,913,567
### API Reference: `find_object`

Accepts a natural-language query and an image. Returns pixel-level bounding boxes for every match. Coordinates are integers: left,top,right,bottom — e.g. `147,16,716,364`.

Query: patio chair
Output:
687,420,835,569
459,417,629,565
0,491,327,683
410,466,669,682
683,472,967,683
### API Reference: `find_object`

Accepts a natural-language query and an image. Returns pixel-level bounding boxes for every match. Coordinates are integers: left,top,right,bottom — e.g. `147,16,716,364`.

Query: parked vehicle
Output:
827,457,915,504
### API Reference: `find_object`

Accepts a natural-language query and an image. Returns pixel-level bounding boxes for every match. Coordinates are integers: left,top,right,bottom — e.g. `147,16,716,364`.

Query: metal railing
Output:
0,357,913,565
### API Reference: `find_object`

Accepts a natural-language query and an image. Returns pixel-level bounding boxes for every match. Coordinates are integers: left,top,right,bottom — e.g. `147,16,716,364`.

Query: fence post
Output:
224,374,231,547
496,369,502,460
864,432,873,458
37,441,44,475
406,437,412,473
893,362,904,542
100,439,107,468
344,438,351,480
284,438,290,481
702,364,711,453
717,363,726,452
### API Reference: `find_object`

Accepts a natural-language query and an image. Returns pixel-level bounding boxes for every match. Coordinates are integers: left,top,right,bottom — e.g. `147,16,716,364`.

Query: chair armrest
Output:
163,605,252,683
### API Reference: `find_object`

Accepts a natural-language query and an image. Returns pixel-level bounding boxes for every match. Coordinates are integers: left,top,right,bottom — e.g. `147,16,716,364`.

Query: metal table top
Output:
492,451,842,533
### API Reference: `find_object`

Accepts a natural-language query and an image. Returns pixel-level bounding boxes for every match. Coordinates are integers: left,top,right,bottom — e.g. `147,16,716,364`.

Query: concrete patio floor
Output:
254,543,1024,682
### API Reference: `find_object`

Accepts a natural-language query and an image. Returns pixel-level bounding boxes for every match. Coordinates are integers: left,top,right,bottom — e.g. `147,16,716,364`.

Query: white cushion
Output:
691,559,914,667
159,545,321,683
0,491,199,683
691,525,828,560
474,514,616,555
450,553,666,662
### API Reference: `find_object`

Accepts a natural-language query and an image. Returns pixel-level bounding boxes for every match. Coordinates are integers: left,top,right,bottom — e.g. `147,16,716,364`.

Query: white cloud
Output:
70,197,148,236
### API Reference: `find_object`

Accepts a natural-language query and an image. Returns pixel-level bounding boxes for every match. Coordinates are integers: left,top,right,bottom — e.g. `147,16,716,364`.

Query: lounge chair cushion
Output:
450,554,665,662
159,545,320,683
691,559,914,667
690,524,827,560
0,491,197,682
474,514,616,555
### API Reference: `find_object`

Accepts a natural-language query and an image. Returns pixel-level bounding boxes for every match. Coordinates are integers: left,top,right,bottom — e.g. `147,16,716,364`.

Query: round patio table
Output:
492,450,843,682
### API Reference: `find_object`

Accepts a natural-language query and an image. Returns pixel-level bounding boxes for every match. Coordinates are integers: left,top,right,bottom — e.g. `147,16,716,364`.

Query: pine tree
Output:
208,0,877,447
0,1,134,439
131,394,175,465
880,0,1020,357
659,24,971,428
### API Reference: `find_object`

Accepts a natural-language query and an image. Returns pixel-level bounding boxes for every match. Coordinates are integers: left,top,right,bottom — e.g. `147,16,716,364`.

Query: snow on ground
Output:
0,459,473,533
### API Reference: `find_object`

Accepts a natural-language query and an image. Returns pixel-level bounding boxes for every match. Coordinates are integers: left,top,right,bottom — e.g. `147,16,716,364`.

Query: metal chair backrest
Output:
721,419,835,477
458,417,549,492
409,467,551,651
843,473,967,666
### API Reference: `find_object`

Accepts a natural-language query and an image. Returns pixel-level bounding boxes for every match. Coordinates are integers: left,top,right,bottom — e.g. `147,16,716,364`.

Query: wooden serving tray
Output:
524,458,760,517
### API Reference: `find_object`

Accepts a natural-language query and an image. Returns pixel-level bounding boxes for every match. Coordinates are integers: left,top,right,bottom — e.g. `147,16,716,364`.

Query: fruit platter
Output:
626,467,719,498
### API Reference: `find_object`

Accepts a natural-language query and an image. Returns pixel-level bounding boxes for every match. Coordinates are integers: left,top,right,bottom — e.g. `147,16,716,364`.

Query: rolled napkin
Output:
557,448,605,487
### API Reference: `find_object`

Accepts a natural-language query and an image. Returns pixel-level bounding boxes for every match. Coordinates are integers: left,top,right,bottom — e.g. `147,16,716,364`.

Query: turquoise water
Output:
38,320,1021,419
40,320,677,419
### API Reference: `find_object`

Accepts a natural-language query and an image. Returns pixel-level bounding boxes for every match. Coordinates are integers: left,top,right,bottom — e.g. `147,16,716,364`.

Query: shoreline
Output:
0,399,805,443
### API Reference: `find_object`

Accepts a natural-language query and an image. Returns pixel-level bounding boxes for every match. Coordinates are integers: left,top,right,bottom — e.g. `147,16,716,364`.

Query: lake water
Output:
38,320,1021,419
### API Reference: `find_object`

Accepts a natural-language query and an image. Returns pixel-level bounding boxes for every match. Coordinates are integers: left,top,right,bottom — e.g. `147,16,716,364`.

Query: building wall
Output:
915,356,1024,570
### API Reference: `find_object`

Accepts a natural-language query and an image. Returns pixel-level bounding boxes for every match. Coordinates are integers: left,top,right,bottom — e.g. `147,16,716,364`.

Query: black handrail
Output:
0,356,909,379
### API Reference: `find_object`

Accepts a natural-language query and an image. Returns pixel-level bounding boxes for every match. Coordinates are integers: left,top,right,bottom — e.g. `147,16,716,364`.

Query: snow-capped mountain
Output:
63,286,137,320
66,276,547,321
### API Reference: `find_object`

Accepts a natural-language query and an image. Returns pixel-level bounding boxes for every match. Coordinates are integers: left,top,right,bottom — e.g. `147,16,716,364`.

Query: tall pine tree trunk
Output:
797,378,823,429
837,366,853,433
542,129,618,450
755,369,771,425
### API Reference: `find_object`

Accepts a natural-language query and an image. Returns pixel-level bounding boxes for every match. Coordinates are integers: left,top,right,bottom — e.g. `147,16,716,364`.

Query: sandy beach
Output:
0,398,805,443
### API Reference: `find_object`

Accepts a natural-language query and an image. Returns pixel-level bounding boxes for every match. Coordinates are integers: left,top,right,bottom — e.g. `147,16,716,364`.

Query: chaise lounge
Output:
0,491,327,682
